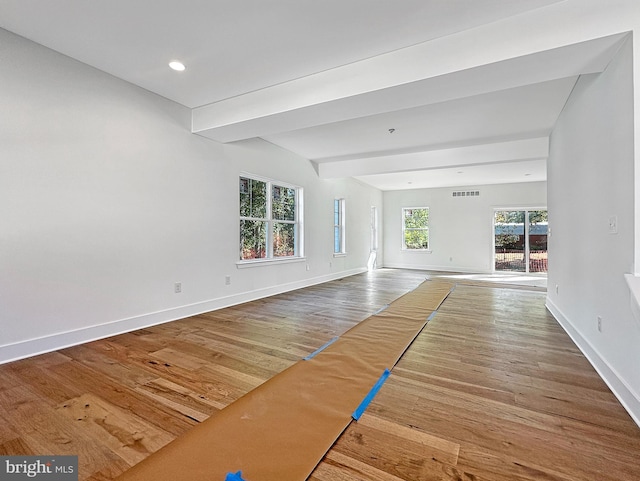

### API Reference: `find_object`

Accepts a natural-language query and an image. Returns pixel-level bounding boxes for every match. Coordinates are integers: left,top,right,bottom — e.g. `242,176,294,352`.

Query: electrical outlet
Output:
608,216,618,234
306,264,310,271
597,316,602,332
555,284,559,295
225,276,231,286
174,282,182,294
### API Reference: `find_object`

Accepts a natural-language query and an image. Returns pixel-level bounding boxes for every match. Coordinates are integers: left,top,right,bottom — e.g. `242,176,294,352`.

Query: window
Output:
402,207,429,250
334,199,345,255
494,209,547,273
240,175,303,261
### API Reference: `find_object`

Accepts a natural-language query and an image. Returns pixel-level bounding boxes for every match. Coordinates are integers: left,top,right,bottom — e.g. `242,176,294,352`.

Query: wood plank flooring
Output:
0,269,638,480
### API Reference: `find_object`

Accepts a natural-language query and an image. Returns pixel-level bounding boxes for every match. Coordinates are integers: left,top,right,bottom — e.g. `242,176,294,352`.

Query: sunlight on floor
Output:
439,273,548,288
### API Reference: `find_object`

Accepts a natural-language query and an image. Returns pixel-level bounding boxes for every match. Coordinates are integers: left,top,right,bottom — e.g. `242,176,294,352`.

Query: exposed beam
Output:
192,34,627,143
317,137,549,179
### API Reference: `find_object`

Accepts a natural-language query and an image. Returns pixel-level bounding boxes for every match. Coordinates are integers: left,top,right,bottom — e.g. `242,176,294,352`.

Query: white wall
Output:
383,182,546,273
371,0,640,425
546,37,640,425
0,28,382,363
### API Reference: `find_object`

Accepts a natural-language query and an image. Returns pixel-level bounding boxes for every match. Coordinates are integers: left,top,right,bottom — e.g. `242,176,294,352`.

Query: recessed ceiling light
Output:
457,171,464,174
524,173,532,176
169,61,186,72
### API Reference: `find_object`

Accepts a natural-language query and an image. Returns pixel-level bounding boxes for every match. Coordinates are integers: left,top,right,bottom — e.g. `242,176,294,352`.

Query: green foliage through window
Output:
403,208,429,250
272,185,296,221
240,176,301,260
240,178,266,219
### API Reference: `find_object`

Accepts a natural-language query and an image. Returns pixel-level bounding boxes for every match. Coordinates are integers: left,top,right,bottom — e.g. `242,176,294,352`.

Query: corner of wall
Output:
546,297,640,428
0,267,367,366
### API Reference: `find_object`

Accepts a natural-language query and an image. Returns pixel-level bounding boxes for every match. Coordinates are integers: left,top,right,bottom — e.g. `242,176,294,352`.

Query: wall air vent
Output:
452,190,480,197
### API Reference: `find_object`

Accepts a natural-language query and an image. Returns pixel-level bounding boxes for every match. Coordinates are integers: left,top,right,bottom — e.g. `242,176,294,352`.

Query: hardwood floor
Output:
0,269,638,480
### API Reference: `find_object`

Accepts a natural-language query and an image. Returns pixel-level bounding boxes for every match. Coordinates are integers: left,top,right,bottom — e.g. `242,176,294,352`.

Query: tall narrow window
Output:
334,199,346,255
240,175,303,261
368,206,378,271
402,207,429,250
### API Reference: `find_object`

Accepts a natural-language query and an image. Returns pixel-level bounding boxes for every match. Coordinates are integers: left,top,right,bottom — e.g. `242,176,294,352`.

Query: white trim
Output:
239,171,299,190
546,298,640,428
0,267,367,365
236,256,306,268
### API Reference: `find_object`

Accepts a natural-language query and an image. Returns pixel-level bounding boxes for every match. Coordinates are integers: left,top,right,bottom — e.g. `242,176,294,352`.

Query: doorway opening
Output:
494,209,547,273
367,206,378,271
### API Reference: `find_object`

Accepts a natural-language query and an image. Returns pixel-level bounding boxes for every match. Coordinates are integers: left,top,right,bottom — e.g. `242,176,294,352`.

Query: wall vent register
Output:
452,191,480,197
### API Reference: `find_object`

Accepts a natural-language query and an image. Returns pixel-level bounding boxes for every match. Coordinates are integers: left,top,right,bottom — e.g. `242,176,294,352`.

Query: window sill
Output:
333,253,347,258
236,256,306,269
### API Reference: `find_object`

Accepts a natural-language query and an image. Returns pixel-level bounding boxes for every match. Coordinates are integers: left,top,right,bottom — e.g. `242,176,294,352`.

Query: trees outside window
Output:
402,207,429,250
240,176,302,261
494,209,547,272
272,185,297,257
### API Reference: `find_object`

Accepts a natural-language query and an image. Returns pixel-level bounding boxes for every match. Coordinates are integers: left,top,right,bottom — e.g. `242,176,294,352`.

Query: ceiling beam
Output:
192,33,627,143
316,137,549,179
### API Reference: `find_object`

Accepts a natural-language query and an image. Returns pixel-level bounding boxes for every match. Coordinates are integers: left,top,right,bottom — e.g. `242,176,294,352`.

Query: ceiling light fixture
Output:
169,60,186,72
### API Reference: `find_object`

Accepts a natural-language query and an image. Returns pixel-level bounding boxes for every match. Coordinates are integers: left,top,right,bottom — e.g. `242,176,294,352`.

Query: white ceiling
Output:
264,78,577,161
0,0,625,190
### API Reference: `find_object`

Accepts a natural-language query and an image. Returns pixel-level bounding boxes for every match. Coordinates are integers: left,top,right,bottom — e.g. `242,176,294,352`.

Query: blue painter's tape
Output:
352,368,391,421
373,304,389,315
303,336,339,360
427,311,437,321
225,471,246,481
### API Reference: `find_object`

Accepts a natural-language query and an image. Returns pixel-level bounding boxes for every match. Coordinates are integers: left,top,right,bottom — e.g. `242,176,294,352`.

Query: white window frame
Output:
238,173,304,267
333,198,346,256
492,206,547,274
402,207,430,251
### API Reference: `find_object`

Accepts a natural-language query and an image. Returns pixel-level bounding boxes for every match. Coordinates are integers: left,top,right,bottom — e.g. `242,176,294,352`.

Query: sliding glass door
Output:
494,210,547,273
527,210,548,273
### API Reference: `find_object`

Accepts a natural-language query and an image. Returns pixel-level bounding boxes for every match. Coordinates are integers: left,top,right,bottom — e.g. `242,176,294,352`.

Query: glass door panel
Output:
495,210,525,272
494,209,548,273
528,210,548,273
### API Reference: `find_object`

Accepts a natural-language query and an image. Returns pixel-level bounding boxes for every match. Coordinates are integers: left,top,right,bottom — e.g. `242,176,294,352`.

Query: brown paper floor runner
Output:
115,279,454,481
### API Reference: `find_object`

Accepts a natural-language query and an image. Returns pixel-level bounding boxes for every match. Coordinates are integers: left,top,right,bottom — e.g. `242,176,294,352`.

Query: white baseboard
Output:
0,267,367,365
546,298,640,428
